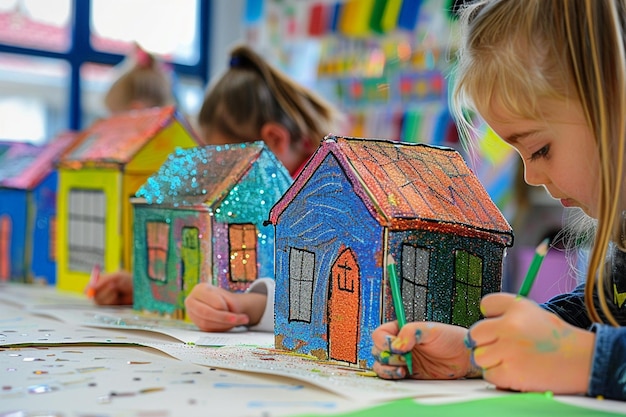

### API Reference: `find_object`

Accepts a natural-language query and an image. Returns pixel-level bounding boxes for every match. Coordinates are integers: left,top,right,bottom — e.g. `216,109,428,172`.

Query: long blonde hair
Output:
197,44,339,150
451,0,626,325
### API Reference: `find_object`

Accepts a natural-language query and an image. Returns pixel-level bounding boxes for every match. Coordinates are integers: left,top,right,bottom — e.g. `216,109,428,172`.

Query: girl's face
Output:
484,97,600,218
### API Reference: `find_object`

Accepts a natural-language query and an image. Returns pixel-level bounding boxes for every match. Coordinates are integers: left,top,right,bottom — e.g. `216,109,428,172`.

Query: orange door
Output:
328,248,360,364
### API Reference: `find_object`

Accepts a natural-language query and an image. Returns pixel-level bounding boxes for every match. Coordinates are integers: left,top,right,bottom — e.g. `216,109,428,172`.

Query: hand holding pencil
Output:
467,236,595,393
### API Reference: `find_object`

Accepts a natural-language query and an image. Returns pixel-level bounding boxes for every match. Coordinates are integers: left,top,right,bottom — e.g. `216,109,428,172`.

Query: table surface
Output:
0,282,624,417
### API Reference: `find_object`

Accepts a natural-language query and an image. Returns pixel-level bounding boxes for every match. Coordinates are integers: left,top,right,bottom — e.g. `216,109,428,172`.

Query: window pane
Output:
80,62,114,124
0,53,69,143
0,0,71,51
90,0,199,65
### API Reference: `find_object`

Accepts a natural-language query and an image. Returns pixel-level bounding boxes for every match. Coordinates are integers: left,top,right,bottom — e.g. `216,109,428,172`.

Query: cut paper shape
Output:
293,393,626,417
56,106,199,293
132,141,292,318
268,136,513,369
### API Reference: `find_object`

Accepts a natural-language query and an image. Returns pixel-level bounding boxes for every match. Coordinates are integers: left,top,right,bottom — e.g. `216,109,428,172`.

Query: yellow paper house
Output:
56,106,200,292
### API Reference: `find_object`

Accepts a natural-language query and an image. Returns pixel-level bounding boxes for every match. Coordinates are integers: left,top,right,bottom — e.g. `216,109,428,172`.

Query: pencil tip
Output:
537,237,551,256
386,253,395,265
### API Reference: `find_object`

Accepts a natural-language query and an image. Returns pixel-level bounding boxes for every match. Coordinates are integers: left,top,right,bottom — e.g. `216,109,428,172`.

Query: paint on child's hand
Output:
414,329,423,343
463,332,475,348
390,337,409,352
385,335,394,352
470,347,485,368
374,350,392,365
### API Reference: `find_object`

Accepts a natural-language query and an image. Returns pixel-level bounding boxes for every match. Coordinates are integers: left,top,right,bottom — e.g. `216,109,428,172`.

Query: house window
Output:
288,247,315,323
68,188,105,272
228,223,258,282
0,215,11,280
146,221,170,282
453,249,483,327
400,244,431,322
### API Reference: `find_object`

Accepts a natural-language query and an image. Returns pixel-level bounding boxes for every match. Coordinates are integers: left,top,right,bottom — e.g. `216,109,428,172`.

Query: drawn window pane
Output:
0,215,11,280
453,250,483,327
146,221,169,282
228,223,257,282
401,244,430,322
68,189,105,272
288,248,315,322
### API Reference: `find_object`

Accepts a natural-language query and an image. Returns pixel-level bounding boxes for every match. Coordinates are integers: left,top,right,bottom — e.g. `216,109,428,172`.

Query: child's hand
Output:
185,284,266,332
371,320,475,380
92,270,134,305
469,292,594,394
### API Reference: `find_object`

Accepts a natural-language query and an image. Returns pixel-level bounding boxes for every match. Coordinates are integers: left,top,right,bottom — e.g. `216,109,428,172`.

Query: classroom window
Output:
288,247,315,323
400,244,430,322
228,223,257,282
453,249,483,328
0,0,208,136
146,221,169,282
0,0,72,51
91,0,199,65
67,188,105,273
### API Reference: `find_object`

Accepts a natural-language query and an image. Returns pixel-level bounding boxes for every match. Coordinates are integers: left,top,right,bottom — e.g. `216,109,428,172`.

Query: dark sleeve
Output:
588,324,626,401
540,283,593,329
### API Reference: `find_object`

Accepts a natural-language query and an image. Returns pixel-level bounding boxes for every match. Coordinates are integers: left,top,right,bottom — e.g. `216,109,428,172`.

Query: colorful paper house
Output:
131,141,293,318
55,106,200,293
268,136,514,369
0,132,78,284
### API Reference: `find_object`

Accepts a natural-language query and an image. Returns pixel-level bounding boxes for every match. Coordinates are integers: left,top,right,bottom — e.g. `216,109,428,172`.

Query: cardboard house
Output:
55,106,199,293
268,136,514,369
0,132,78,284
132,141,292,318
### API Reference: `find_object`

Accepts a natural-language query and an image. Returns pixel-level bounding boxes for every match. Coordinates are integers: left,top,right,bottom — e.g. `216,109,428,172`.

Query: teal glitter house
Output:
132,141,293,318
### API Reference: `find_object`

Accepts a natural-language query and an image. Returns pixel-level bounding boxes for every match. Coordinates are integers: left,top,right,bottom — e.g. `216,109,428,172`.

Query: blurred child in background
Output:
104,43,176,114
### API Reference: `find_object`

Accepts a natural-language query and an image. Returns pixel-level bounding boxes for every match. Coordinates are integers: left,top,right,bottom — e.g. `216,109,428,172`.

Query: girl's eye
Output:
529,145,550,161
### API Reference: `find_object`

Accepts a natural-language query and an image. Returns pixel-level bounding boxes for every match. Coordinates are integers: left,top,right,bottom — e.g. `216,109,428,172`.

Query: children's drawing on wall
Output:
269,136,513,369
132,141,292,319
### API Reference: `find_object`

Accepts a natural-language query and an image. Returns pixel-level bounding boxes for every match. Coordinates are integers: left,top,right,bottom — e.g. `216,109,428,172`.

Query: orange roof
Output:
59,106,195,169
270,136,513,246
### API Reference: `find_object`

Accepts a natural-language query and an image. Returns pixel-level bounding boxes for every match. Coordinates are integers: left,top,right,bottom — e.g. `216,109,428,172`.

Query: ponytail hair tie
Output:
229,55,253,69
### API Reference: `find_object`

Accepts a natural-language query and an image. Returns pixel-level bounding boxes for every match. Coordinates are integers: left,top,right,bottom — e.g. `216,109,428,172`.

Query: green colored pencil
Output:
518,237,551,297
386,254,413,375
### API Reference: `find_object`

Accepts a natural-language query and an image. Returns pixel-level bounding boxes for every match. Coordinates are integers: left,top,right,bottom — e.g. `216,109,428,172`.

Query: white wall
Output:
208,0,247,81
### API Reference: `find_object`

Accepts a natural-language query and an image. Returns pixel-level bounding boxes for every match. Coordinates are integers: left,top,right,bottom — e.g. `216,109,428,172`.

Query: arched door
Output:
328,248,360,364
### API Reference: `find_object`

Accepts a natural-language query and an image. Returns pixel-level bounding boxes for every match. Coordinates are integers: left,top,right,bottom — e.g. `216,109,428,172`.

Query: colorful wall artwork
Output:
132,141,292,318
55,106,199,293
268,135,514,369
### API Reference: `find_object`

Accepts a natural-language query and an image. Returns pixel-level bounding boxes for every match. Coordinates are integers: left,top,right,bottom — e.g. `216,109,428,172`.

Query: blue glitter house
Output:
132,141,293,318
268,136,514,369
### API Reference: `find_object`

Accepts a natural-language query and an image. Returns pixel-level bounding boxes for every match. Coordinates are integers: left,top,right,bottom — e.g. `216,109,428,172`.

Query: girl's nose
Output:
522,162,547,187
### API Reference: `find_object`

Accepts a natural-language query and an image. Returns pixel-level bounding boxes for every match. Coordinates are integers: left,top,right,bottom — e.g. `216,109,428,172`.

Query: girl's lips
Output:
560,198,574,207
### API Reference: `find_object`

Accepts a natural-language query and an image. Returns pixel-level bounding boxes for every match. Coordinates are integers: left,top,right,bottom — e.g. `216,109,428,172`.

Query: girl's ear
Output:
260,122,291,160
